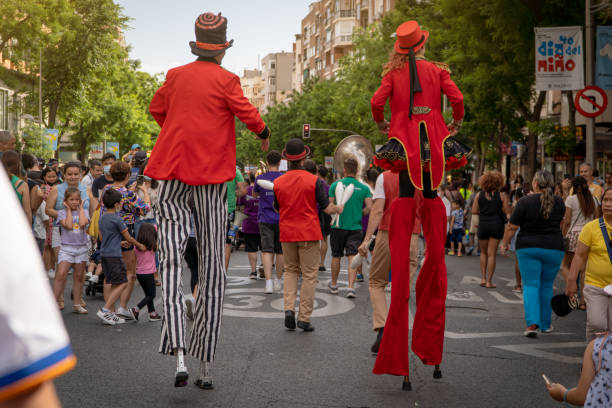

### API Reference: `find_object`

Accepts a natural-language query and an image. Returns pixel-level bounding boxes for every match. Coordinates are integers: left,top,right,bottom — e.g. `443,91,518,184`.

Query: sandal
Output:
72,304,88,314
486,282,497,289
512,285,522,293
58,300,64,310
579,302,587,311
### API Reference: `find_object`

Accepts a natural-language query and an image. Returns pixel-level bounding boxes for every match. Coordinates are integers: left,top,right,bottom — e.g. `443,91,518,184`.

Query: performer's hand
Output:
358,242,368,257
447,119,462,137
376,120,390,134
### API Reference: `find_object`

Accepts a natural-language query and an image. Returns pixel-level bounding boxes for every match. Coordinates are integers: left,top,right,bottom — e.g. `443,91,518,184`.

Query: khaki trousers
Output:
369,231,419,330
584,284,612,342
282,241,320,323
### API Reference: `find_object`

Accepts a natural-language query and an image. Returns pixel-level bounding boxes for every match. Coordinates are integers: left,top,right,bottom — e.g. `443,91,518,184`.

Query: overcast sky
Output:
115,0,312,76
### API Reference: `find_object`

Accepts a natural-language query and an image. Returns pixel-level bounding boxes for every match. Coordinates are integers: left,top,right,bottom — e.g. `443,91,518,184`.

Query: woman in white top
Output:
562,176,599,310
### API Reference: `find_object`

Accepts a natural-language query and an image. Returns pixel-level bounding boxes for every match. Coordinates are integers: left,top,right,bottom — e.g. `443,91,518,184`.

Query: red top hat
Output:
394,21,429,55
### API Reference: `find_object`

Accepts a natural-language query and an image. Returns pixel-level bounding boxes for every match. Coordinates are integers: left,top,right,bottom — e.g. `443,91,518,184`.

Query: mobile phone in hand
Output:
541,374,551,385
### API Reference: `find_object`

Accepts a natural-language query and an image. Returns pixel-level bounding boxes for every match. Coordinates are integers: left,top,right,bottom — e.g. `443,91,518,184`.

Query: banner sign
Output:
43,128,59,151
106,142,120,159
535,26,584,91
596,26,612,89
89,144,104,159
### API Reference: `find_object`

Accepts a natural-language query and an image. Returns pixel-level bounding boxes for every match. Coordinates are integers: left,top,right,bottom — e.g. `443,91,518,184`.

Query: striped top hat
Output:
189,12,234,58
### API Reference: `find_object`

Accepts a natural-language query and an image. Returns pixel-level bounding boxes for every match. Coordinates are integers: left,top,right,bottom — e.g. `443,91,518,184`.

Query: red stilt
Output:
373,197,416,377
411,196,448,366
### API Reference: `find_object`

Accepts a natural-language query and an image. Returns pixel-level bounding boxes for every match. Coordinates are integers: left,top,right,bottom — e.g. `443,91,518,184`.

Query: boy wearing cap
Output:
273,139,340,331
145,12,270,389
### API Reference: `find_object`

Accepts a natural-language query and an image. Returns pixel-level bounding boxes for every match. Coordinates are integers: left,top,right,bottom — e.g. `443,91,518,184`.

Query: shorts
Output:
450,228,464,244
226,211,235,244
260,222,282,254
244,233,261,253
330,229,362,257
102,256,127,285
121,224,135,252
58,244,89,264
51,225,61,248
477,216,504,240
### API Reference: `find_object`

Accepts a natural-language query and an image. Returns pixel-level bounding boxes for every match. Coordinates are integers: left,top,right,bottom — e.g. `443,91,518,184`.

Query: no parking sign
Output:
574,85,608,118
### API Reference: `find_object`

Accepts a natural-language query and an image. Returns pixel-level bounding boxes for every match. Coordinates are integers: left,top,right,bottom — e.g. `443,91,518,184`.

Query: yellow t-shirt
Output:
579,218,612,288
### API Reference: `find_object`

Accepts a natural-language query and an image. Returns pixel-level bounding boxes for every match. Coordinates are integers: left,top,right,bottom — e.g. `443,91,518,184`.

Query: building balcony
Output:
336,9,356,19
334,35,353,47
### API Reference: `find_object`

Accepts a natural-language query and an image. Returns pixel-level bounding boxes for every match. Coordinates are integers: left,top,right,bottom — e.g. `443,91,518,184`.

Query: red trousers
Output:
373,196,448,376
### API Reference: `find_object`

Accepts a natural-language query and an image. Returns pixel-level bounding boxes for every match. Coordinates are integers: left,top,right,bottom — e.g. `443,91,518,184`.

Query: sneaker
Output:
258,266,265,279
131,307,140,321
185,296,194,321
48,269,56,279
89,274,99,284
328,281,339,295
448,251,455,256
541,326,553,333
249,271,257,280
466,247,474,256
356,273,364,282
264,280,274,294
273,278,282,292
346,288,356,298
85,271,92,280
116,307,135,320
97,309,125,325
524,325,539,338
371,328,384,353
297,320,315,332
319,265,326,272
149,312,162,321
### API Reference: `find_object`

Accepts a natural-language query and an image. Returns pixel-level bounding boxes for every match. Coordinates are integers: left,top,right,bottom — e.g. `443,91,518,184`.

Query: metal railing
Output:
336,9,356,18
335,35,352,43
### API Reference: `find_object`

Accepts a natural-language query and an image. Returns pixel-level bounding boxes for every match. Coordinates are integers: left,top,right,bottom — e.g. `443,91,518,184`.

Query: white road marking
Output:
488,291,523,304
447,291,484,303
492,342,586,364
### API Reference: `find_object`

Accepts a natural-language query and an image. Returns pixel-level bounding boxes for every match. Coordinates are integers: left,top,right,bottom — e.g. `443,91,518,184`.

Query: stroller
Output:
85,249,104,297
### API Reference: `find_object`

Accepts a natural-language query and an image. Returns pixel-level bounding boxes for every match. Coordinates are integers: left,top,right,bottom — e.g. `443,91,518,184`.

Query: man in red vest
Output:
358,171,423,353
273,139,340,331
145,12,270,390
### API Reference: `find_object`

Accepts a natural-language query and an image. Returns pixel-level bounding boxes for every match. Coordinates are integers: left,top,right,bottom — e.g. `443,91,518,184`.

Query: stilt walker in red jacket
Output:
370,20,470,390
145,12,270,389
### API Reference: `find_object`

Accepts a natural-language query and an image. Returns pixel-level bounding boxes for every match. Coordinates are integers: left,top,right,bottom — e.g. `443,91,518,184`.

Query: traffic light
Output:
303,124,310,139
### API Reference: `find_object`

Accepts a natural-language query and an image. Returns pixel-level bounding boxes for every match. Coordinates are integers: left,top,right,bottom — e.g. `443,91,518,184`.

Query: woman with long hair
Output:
369,20,469,387
562,176,599,310
41,167,59,277
1,150,32,224
472,171,511,288
501,170,565,337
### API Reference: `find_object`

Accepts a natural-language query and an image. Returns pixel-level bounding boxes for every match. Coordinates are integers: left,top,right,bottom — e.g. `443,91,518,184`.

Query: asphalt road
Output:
55,246,587,408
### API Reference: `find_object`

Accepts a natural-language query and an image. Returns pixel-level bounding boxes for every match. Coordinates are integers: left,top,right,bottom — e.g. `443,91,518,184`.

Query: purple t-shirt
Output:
238,185,260,234
254,171,283,224
57,209,90,246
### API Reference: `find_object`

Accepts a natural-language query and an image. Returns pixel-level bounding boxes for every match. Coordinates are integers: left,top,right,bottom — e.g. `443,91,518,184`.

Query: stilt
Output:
433,364,442,379
174,348,188,387
402,376,412,391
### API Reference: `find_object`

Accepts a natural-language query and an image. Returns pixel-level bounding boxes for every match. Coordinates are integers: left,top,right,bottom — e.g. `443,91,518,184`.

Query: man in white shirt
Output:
81,159,103,189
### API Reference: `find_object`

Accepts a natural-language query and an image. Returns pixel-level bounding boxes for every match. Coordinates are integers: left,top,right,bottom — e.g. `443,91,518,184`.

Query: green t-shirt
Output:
226,168,244,213
329,177,372,231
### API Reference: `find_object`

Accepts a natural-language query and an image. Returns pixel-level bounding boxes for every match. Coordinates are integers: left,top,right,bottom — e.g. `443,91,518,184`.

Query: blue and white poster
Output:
596,26,612,90
106,142,120,159
43,128,59,151
535,26,584,91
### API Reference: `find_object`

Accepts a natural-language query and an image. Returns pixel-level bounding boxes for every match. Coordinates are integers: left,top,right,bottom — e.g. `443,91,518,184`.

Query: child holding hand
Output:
131,223,161,321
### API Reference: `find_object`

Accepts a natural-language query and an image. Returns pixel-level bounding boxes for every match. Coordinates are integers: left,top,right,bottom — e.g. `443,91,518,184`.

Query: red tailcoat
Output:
371,60,464,190
145,61,266,186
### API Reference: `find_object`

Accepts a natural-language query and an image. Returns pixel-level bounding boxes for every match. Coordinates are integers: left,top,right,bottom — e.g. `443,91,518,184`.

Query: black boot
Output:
402,376,412,391
285,311,296,330
433,364,442,379
297,320,315,332
371,327,384,353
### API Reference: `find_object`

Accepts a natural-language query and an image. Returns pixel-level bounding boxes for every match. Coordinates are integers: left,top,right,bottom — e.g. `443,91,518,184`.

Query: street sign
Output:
574,85,608,118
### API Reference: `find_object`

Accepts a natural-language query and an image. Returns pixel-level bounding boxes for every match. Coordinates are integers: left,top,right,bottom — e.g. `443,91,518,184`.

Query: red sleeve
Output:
149,73,170,127
225,75,266,134
440,69,464,120
370,73,393,122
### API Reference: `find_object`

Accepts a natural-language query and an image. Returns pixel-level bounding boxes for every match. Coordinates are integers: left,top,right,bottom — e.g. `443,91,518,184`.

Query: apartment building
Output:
0,43,28,134
293,0,395,90
261,51,294,112
240,69,265,111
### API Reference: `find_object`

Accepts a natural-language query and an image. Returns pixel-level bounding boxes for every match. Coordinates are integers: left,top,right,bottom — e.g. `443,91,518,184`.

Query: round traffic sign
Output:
574,85,608,118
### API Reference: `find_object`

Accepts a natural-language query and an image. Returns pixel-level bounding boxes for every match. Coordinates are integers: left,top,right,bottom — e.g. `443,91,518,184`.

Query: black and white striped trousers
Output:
154,179,228,362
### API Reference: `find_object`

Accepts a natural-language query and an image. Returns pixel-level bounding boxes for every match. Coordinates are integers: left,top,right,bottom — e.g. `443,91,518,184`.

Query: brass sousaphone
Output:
333,135,374,182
